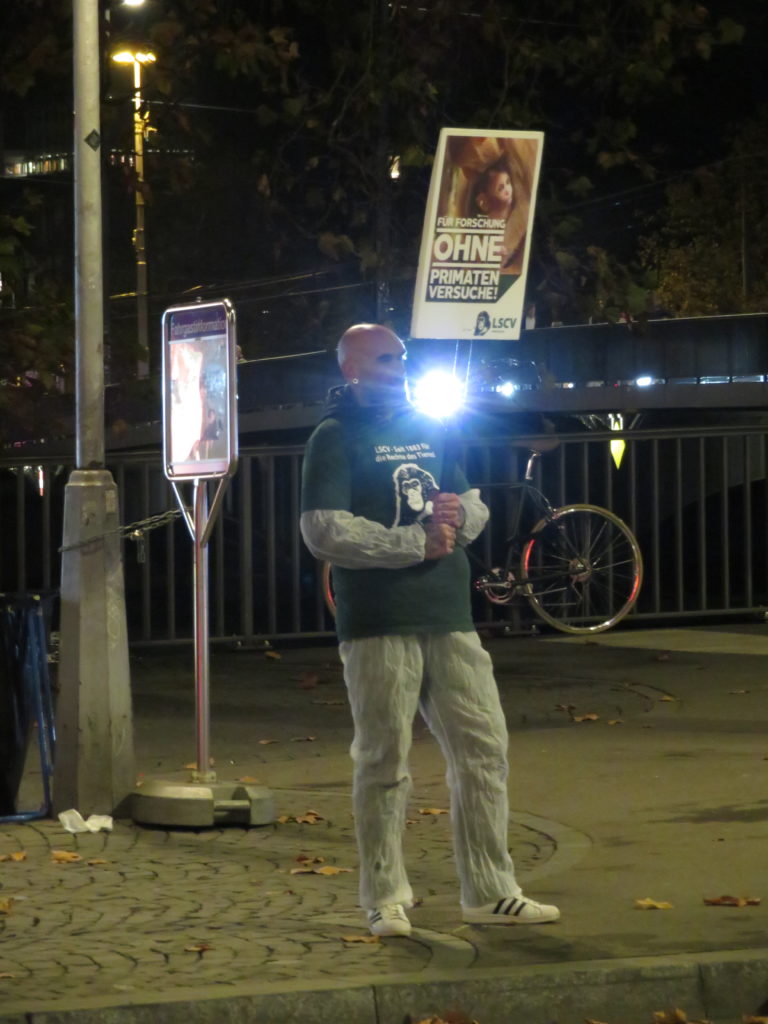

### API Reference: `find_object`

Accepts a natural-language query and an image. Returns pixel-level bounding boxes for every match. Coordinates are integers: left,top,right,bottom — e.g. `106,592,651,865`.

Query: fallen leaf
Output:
290,864,353,875
87,859,109,866
341,934,380,944
634,897,674,910
0,972,16,979
573,713,599,722
730,689,750,694
52,850,82,863
607,719,623,726
658,695,677,701
703,894,760,907
296,854,325,864
555,703,576,713
10,851,27,862
652,1010,705,1024
419,808,449,816
411,1014,480,1024
298,673,319,689
265,650,282,660
184,758,215,769
276,815,291,824
405,818,420,826
655,653,671,661
295,810,324,824
258,738,278,745
290,735,317,742
236,776,260,784
184,943,212,953
743,1016,768,1023
0,898,14,915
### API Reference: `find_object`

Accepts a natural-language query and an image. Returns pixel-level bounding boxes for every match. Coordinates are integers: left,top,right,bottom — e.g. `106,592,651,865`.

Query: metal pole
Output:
55,0,135,816
75,0,105,468
193,478,214,780
133,59,149,377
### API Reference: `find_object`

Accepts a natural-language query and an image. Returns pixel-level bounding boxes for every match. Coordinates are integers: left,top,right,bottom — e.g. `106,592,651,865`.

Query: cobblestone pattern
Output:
0,798,554,1011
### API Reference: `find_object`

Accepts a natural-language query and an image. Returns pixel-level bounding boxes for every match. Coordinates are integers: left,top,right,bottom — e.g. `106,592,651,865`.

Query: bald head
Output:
336,323,407,406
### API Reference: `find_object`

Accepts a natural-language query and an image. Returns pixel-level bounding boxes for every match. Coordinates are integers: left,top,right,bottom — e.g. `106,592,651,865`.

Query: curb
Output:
2,949,766,1024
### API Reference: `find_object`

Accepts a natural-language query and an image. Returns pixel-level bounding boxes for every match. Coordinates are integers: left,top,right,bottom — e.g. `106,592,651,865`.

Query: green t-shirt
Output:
301,401,476,641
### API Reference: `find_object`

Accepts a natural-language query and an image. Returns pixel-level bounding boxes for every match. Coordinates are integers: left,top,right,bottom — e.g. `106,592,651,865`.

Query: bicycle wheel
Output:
519,504,642,635
321,561,336,618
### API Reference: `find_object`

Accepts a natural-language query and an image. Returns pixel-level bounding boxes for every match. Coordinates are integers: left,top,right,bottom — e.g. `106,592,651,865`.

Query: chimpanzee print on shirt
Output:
392,463,439,526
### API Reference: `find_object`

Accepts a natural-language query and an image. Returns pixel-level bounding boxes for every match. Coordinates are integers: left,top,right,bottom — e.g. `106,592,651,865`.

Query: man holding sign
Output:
300,323,560,937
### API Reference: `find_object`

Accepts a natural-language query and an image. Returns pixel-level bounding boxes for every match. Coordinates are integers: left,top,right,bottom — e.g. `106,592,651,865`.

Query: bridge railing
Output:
1,423,766,643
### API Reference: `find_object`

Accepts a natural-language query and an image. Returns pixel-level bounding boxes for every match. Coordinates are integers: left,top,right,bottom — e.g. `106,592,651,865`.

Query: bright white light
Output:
496,380,517,398
635,375,653,387
112,49,156,64
410,370,465,419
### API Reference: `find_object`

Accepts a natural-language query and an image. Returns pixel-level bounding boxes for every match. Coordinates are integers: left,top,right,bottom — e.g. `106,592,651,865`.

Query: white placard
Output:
411,128,544,341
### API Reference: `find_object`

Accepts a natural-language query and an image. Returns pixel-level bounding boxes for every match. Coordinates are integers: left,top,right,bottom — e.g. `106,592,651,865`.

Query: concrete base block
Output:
131,779,275,828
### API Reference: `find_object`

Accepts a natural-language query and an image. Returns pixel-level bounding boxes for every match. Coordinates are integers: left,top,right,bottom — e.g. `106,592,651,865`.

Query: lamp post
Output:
111,48,155,378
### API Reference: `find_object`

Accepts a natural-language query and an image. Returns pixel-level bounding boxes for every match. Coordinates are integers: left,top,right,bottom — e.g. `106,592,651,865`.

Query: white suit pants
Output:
339,631,521,909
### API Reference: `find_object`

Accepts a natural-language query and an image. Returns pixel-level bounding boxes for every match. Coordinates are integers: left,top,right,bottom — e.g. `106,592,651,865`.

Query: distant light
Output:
609,411,625,468
123,0,146,5
496,380,517,398
112,50,156,64
389,155,401,179
635,375,653,387
410,370,465,419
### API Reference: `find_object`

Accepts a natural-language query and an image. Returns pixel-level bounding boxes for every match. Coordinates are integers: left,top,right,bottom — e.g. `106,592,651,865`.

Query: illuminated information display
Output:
162,300,238,480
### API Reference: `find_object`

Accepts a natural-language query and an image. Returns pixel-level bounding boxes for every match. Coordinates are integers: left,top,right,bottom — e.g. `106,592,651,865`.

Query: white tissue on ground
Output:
58,809,114,833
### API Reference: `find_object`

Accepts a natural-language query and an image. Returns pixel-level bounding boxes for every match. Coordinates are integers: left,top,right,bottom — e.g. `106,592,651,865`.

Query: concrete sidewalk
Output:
2,624,768,1023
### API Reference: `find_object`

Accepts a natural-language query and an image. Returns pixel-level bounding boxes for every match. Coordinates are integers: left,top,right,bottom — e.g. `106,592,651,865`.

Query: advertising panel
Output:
411,128,544,341
162,300,238,479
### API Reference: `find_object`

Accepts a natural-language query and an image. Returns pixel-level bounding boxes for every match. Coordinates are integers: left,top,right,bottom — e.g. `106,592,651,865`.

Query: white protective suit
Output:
300,494,521,910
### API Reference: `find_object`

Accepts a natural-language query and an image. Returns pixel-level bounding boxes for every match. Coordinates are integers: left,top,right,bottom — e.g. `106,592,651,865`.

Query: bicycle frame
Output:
470,451,562,598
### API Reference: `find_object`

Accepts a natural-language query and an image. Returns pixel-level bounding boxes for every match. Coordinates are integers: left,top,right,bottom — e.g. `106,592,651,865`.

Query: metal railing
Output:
2,424,767,642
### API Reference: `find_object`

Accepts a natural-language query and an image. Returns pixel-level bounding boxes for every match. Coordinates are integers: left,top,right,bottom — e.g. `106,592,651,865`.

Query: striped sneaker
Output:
367,903,412,937
463,895,560,925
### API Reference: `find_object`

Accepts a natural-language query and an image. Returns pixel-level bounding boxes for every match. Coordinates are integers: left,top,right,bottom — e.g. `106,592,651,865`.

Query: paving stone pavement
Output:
0,802,560,1009
3,629,768,1022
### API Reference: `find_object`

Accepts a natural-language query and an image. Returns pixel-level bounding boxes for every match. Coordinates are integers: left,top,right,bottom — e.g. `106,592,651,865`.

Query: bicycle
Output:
321,449,643,636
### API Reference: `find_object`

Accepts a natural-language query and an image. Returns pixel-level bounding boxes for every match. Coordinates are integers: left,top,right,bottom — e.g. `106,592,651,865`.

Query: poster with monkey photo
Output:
410,128,544,341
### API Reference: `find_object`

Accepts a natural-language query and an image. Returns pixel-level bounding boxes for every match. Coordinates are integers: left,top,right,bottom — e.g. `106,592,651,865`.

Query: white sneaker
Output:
367,903,412,937
463,895,560,925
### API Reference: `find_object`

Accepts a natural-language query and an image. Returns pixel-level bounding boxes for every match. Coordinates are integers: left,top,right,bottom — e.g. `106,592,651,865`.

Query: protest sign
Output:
411,128,544,341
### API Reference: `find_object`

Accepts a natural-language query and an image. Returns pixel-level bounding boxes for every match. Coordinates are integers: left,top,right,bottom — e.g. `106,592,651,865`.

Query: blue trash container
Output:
0,591,57,822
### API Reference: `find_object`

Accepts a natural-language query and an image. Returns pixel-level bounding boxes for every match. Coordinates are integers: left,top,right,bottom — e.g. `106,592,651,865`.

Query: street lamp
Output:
111,48,155,377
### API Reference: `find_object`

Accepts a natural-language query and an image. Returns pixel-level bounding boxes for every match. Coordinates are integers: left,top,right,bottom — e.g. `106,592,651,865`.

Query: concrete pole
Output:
53,0,135,817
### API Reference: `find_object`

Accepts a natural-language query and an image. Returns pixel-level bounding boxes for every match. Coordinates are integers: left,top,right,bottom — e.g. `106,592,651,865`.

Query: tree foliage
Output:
640,109,768,316
0,0,753,386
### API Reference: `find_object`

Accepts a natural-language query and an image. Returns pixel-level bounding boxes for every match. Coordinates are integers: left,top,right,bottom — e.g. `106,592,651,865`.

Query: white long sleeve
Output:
300,489,489,569
300,509,427,569
456,488,489,545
